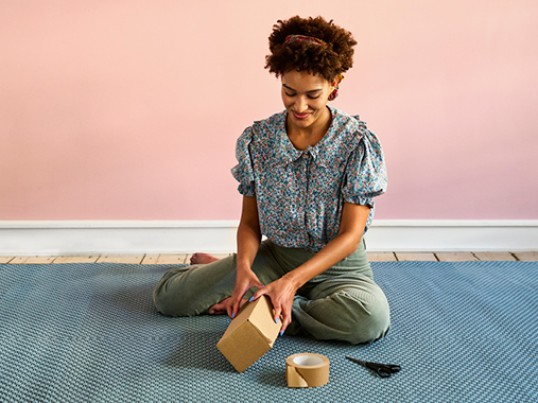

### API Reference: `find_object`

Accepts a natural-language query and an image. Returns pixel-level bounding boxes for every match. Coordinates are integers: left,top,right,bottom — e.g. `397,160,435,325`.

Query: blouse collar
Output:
272,105,362,168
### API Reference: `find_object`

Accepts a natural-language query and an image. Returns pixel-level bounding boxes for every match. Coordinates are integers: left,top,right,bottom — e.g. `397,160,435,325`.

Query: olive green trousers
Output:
153,239,390,344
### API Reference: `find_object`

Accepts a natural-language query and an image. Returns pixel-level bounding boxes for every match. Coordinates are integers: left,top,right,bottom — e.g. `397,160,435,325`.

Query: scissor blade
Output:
345,356,366,366
346,356,401,377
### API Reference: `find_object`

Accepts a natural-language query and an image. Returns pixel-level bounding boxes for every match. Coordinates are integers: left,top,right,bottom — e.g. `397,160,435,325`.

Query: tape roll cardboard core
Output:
286,353,330,388
293,356,324,366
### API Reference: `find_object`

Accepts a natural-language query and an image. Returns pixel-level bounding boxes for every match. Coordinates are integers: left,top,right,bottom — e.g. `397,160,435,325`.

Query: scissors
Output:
345,356,401,378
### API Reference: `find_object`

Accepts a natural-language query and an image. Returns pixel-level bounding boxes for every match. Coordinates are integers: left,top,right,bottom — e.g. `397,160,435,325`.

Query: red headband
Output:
284,34,326,46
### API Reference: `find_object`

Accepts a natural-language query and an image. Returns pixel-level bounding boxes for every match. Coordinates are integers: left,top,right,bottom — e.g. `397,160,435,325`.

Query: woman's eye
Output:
285,92,296,97
307,95,320,99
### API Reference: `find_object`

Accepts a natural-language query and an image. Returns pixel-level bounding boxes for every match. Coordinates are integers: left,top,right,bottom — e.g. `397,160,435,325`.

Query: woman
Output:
153,16,390,344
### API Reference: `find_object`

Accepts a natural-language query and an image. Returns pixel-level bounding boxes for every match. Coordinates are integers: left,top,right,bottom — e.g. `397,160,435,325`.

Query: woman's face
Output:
281,70,335,130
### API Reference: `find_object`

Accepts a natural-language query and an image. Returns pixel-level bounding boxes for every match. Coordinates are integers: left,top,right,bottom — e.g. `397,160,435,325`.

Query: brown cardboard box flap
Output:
216,296,281,372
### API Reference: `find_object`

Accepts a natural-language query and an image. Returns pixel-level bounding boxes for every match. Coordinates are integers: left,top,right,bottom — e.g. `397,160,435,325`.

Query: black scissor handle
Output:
375,363,401,378
364,361,400,377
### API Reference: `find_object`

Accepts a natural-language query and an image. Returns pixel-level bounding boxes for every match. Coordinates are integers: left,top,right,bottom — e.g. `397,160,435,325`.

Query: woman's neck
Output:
286,106,332,150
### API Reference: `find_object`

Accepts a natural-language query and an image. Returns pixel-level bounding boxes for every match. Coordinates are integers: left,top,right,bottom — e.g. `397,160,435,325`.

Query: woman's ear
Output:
333,74,344,88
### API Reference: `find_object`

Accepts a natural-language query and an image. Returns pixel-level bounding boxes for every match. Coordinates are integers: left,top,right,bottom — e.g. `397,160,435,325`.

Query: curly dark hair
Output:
265,16,357,82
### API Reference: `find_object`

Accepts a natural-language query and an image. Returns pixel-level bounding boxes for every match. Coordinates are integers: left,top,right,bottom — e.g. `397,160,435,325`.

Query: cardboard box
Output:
216,295,281,372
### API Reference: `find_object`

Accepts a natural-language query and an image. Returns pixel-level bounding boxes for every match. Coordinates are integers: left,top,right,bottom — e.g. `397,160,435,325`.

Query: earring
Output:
328,86,339,101
329,74,344,101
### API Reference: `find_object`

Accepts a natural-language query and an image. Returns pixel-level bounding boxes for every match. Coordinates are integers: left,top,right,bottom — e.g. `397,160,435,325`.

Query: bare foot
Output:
190,252,219,265
208,297,248,315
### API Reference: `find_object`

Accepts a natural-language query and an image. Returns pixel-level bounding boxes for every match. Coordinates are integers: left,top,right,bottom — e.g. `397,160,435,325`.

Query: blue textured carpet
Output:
0,261,537,402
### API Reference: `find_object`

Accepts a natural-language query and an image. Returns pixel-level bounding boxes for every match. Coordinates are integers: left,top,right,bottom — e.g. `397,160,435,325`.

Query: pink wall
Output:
1,1,537,220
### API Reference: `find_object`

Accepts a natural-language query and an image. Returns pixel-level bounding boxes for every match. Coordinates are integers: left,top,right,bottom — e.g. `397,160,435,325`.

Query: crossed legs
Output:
153,240,390,344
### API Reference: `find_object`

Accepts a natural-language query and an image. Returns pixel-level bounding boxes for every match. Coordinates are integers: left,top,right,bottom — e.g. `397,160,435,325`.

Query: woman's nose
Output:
294,97,308,112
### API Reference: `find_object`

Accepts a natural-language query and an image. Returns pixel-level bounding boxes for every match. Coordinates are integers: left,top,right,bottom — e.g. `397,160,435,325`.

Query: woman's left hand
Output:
250,276,298,335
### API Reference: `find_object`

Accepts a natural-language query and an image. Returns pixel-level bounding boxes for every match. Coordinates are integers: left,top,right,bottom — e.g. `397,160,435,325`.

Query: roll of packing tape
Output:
286,353,330,388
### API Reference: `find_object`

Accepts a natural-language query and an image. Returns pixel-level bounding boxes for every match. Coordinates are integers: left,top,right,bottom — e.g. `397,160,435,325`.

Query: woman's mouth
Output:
292,111,311,120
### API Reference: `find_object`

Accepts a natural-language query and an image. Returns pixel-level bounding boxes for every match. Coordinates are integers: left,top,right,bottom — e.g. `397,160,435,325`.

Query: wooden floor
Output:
1,252,537,264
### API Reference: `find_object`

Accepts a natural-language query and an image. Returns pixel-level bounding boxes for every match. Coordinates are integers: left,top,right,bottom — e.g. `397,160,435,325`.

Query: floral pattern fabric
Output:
231,105,387,251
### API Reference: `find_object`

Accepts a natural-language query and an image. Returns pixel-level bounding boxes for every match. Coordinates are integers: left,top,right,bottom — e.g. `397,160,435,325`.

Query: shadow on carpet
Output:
0,261,536,402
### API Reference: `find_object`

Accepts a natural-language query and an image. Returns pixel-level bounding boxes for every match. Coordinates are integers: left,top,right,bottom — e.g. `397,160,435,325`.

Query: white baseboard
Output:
0,220,537,255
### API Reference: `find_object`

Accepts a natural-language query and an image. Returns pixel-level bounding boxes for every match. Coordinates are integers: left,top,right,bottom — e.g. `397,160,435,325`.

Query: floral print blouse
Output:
231,105,387,252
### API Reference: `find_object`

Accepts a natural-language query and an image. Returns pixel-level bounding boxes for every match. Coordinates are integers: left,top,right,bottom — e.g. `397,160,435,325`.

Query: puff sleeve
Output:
341,129,387,207
231,126,256,197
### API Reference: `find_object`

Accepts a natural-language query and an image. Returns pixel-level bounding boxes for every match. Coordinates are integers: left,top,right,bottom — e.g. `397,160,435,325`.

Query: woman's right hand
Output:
227,266,264,319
